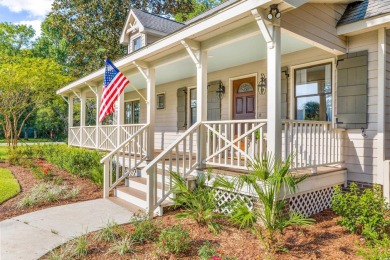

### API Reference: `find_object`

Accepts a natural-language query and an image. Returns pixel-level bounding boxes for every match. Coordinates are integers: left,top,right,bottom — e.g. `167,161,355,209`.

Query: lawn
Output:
0,168,20,204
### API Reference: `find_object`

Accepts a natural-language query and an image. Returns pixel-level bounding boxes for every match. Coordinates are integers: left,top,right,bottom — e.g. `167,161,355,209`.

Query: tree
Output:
174,0,226,22
0,23,35,56
0,54,72,147
304,101,320,120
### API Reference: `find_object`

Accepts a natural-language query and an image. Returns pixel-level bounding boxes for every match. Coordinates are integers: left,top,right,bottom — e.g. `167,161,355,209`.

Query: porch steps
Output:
107,197,145,214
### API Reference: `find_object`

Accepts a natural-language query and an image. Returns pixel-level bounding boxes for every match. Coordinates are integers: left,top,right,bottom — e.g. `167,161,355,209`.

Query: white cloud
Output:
0,0,53,17
16,19,42,37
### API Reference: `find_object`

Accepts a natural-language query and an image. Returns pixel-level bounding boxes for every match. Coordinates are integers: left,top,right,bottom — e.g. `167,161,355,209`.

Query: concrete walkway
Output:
0,199,134,260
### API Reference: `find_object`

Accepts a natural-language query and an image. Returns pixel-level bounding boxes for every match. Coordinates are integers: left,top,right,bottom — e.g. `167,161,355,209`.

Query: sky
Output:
0,0,54,37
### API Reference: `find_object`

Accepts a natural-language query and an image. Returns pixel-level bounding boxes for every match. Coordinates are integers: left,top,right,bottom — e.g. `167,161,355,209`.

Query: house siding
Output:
282,3,347,54
343,31,379,184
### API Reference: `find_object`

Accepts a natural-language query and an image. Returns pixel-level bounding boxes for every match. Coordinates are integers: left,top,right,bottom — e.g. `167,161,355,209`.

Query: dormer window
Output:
133,37,142,51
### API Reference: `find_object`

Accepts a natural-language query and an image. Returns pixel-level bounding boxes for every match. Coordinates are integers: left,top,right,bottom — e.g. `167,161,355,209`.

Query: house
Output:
57,0,390,217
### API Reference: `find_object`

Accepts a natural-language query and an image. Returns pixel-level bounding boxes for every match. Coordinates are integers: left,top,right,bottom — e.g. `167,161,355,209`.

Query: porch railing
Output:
282,120,344,169
68,124,145,151
203,120,267,169
101,124,149,197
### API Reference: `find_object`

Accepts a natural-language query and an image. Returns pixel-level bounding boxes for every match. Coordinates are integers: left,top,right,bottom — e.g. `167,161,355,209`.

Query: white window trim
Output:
228,73,258,120
289,58,336,124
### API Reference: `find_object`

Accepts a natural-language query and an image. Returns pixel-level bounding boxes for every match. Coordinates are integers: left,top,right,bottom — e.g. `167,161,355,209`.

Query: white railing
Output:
69,127,81,146
143,122,201,216
282,120,344,169
203,120,267,170
68,124,145,151
101,124,149,197
82,126,97,148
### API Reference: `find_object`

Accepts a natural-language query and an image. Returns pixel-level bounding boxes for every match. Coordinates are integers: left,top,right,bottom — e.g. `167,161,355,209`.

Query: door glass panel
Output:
237,83,254,93
246,96,255,113
236,97,243,114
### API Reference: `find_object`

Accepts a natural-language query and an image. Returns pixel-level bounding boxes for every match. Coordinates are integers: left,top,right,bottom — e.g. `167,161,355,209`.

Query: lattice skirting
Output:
287,186,336,217
214,189,255,215
214,186,337,217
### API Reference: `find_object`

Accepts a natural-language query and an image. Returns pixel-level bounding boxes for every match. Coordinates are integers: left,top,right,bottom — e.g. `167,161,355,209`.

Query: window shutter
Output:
177,87,187,130
336,51,368,129
207,81,221,121
281,67,289,119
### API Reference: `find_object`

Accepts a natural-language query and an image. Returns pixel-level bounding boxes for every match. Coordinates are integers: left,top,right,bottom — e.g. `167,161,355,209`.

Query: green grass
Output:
0,168,20,204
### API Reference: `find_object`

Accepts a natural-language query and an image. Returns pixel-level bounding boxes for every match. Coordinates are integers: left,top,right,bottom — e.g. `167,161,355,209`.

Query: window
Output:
190,88,197,126
295,63,332,121
156,93,165,109
124,100,140,124
133,37,142,51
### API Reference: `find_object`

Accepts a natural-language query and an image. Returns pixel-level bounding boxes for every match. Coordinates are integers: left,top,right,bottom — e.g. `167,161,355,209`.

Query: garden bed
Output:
43,209,363,260
0,160,102,221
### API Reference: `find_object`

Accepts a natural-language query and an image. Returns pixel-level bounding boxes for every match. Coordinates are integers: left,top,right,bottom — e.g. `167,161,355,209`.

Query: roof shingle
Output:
338,0,390,26
132,8,184,34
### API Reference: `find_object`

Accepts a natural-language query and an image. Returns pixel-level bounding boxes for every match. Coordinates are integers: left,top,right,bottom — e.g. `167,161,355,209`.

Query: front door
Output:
233,77,256,120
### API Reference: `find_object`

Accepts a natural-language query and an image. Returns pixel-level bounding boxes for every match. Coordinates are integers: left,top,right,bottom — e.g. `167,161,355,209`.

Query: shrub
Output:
157,225,191,254
17,145,104,186
332,183,390,241
357,235,390,260
108,236,136,256
72,234,88,258
171,171,221,234
214,154,315,255
198,242,238,260
130,213,160,243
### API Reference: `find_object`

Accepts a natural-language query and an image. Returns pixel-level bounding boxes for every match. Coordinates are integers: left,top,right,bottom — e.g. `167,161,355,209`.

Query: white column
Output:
80,90,86,146
117,92,125,146
147,68,156,160
197,49,208,166
68,95,73,146
96,86,102,148
378,28,389,201
266,25,282,159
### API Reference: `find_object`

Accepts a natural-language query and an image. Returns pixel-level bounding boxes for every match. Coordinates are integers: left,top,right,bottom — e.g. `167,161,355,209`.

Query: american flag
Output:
99,59,129,122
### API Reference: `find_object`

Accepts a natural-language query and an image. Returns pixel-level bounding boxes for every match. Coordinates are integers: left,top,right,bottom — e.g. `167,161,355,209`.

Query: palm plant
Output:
170,171,221,234
214,154,315,254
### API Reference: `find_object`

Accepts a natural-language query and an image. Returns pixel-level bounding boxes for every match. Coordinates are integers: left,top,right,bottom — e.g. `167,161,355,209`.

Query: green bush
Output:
332,183,390,241
16,145,104,186
357,235,390,260
157,225,191,254
130,213,160,243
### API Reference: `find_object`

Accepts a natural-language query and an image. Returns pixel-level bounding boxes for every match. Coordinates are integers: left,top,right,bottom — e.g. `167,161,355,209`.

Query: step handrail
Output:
143,121,202,216
100,124,149,163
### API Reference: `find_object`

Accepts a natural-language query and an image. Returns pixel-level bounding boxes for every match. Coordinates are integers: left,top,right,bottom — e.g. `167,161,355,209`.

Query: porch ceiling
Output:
124,31,313,92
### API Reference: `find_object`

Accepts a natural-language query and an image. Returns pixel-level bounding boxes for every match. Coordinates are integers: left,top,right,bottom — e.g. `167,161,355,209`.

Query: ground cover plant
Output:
0,168,20,204
43,208,365,259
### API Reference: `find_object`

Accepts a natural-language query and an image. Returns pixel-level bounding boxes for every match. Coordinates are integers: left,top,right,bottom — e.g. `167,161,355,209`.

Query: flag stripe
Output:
99,59,130,122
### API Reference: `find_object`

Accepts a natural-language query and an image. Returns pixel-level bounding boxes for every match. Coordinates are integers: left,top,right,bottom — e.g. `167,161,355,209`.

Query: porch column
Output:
80,90,86,146
96,86,102,148
266,25,282,159
146,68,156,161
197,49,208,167
117,92,124,146
68,95,73,146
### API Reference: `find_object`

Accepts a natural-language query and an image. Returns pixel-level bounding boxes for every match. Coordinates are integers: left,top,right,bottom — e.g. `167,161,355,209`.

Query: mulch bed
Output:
45,209,362,260
0,161,102,221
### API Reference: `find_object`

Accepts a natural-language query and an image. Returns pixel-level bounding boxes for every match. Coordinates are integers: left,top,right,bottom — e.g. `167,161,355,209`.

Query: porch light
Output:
216,81,225,100
267,4,281,20
257,73,267,95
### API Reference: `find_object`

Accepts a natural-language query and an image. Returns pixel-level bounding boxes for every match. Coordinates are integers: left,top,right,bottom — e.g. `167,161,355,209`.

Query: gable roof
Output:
132,8,184,34
337,0,390,26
